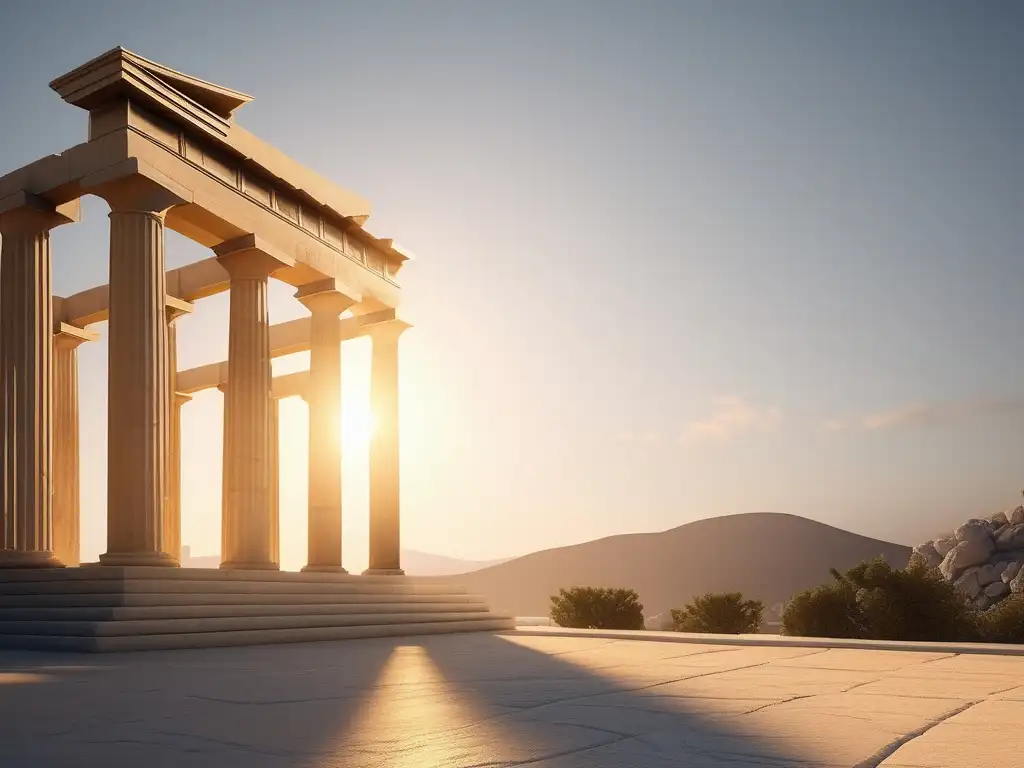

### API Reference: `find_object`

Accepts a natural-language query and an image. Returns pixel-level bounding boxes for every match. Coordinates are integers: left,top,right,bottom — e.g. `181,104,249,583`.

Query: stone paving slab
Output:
0,630,1019,767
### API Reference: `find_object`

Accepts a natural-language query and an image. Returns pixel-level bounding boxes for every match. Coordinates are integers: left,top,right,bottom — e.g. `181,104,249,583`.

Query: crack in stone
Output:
851,698,980,768
459,733,638,767
738,694,815,714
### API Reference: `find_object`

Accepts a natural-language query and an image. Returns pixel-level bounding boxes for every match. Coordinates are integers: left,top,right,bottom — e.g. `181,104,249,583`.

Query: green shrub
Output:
977,593,1024,644
781,581,862,638
782,556,978,642
847,558,977,642
671,592,764,634
549,587,645,630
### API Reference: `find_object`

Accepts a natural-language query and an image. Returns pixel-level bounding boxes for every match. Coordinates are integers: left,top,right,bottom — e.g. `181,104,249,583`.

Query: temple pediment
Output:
49,47,376,227
50,46,252,124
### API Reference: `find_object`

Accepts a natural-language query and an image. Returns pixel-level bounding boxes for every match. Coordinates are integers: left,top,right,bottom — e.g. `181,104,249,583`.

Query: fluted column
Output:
163,299,193,564
0,192,78,567
365,322,410,575
218,383,230,565
167,391,192,563
296,279,357,572
85,164,189,567
214,234,293,570
270,395,280,566
52,323,98,567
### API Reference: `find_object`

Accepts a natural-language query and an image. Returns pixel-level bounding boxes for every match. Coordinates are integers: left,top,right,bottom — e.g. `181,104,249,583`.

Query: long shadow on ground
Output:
0,631,944,767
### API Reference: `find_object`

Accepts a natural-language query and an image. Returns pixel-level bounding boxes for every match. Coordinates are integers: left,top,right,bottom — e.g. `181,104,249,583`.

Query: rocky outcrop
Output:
914,506,1024,611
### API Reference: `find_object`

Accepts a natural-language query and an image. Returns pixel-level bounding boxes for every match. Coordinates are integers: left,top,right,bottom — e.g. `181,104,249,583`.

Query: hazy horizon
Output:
0,1,1021,571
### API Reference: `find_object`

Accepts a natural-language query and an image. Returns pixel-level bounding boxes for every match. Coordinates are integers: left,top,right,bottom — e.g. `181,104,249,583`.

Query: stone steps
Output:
0,578,465,596
0,601,490,621
0,567,512,652
0,591,484,608
0,610,503,636
0,618,515,652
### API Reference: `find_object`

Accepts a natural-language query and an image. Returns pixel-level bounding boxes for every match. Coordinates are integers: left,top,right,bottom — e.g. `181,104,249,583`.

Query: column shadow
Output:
0,631,902,766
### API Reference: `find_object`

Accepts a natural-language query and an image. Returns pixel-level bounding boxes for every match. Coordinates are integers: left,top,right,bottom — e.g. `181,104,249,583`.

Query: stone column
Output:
364,322,410,575
296,279,357,573
163,298,193,563
52,322,98,567
84,162,189,567
217,383,229,566
269,395,280,566
0,192,78,567
214,235,293,570
167,391,192,563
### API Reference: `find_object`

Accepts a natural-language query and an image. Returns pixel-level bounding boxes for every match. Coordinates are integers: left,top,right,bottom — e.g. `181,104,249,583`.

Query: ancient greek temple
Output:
0,49,509,650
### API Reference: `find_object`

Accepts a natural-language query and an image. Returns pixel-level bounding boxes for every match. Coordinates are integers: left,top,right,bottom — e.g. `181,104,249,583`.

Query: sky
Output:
0,1,1021,571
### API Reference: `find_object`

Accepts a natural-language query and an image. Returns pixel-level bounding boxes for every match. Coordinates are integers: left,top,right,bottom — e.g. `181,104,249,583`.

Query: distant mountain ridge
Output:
447,513,911,619
179,547,510,576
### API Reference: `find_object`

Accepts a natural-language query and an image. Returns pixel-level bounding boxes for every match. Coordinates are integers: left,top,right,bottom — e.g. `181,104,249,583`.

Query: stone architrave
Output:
84,160,191,567
52,322,99,567
163,297,194,562
0,192,79,567
214,234,293,570
296,279,358,573
364,322,410,576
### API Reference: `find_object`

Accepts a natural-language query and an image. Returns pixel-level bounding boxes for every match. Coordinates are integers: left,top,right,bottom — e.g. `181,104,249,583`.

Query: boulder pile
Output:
913,506,1024,611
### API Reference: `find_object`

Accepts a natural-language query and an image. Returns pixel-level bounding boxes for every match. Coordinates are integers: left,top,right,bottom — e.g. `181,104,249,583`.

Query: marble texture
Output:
1,631,1020,766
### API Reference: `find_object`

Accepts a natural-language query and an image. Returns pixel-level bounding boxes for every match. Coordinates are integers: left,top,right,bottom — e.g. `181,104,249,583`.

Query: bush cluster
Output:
546,556,1024,643
671,592,763,634
549,587,645,630
782,556,1024,643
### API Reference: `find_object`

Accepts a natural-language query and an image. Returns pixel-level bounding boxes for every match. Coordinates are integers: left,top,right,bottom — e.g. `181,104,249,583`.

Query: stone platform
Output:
0,567,513,652
2,629,1022,766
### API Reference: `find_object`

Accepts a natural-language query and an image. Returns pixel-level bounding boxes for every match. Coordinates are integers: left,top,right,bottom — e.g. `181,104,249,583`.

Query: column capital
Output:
214,234,295,279
165,295,194,324
369,319,412,343
82,158,191,215
295,278,360,315
0,192,79,235
174,391,193,406
53,321,99,350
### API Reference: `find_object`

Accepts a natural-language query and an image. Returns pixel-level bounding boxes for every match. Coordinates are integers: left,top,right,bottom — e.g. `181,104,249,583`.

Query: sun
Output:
342,404,375,448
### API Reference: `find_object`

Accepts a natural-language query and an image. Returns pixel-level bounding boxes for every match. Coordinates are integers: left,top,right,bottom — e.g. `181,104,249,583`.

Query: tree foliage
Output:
671,592,764,634
783,556,977,642
549,587,645,630
977,593,1024,644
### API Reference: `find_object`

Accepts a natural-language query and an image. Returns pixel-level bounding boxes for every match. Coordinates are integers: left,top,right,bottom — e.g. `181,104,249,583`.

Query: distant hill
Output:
401,550,512,576
448,513,910,619
179,547,510,576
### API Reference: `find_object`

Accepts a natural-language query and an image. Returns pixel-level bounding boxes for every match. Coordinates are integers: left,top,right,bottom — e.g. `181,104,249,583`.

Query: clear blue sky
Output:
0,1,1021,569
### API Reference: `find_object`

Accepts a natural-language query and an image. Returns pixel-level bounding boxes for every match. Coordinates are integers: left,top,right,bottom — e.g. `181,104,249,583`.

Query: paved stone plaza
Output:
2,630,1021,767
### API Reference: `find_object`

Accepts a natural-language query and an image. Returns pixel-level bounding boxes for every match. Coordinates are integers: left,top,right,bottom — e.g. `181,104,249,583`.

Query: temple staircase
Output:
0,566,514,652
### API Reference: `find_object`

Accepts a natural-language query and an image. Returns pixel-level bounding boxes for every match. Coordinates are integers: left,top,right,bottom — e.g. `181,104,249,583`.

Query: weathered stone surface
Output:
912,542,943,569
932,536,957,557
917,509,1024,611
946,538,994,578
990,511,1010,527
974,594,991,611
5,632,1024,768
955,520,992,544
977,563,999,586
954,569,982,599
985,580,1009,599
1003,561,1023,584
996,524,1024,552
